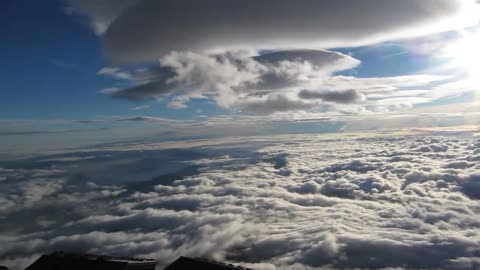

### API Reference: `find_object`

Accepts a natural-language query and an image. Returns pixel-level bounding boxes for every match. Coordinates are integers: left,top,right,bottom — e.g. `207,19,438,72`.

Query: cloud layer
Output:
71,0,478,63
1,132,480,269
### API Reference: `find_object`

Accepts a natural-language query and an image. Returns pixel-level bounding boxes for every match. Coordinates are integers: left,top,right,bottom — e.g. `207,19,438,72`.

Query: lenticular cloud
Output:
72,0,479,63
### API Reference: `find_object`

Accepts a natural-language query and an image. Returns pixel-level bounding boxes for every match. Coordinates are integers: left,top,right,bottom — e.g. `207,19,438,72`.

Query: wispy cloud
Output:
116,116,177,122
0,128,109,136
132,105,150,110
97,67,133,80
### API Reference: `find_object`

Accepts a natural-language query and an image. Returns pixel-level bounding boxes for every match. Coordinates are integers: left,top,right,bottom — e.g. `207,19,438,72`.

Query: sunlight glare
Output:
443,31,480,87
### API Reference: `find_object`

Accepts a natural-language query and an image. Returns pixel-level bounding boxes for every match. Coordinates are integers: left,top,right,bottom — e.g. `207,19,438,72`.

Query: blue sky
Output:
2,0,108,119
1,0,233,121
1,0,480,157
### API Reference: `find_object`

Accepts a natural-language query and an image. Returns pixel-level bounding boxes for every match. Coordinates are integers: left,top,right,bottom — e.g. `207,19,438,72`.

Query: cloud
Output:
68,0,137,35
97,48,462,115
238,94,317,115
324,75,451,90
71,0,479,64
75,120,101,124
98,87,122,94
132,105,150,110
253,49,360,76
298,89,365,104
117,116,174,122
97,67,132,80
460,174,480,199
167,100,189,110
2,132,480,269
102,49,361,112
0,128,109,136
100,49,364,114
71,0,480,116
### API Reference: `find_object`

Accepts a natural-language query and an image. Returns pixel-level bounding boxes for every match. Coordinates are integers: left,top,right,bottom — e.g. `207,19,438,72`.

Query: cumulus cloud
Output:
1,133,480,269
102,49,363,113
70,0,479,63
99,49,458,115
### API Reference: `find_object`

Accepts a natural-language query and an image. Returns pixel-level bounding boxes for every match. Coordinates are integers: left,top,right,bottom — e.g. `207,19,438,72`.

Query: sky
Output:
1,0,480,157
1,1,480,269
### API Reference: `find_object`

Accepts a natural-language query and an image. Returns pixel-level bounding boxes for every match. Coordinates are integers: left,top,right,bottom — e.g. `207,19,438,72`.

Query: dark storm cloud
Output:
71,0,477,63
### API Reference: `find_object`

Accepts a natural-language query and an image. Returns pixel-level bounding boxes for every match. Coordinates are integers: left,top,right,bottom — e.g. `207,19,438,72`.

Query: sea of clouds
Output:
1,132,480,269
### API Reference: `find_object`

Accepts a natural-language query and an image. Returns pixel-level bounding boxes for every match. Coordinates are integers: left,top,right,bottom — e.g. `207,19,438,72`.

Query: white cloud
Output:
104,49,362,113
132,105,150,110
167,100,189,110
97,67,133,80
1,132,480,269
100,49,462,115
97,87,121,94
